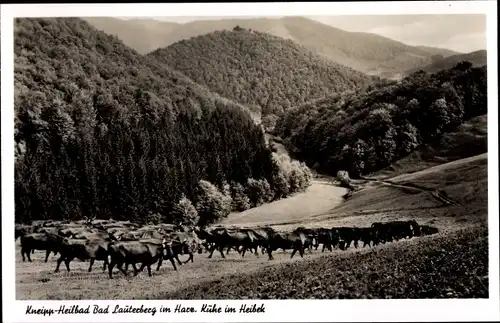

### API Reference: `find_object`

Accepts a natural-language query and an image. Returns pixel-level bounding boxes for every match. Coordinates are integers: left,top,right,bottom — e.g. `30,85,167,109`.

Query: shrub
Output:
270,171,290,200
246,178,273,207
170,195,199,226
300,162,313,188
194,180,231,226
269,153,313,198
337,170,352,188
230,181,251,212
289,160,307,192
144,212,162,225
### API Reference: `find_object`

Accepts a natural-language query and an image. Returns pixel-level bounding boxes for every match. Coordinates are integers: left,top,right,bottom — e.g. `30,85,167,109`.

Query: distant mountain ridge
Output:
148,28,372,116
404,50,487,76
84,16,462,79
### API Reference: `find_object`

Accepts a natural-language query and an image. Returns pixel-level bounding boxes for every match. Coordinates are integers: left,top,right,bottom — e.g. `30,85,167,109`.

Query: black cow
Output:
357,227,376,248
207,227,259,258
15,224,33,241
107,238,176,278
264,228,307,260
333,227,359,250
293,227,317,253
420,225,439,236
54,237,110,273
166,231,204,264
20,233,63,262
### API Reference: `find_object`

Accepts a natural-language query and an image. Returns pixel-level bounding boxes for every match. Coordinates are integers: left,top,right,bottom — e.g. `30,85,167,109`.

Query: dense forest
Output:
275,62,487,177
148,27,372,117
86,16,459,80
14,18,312,225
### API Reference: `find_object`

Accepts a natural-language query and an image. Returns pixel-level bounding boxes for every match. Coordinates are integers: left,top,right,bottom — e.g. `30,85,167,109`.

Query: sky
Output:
121,14,486,53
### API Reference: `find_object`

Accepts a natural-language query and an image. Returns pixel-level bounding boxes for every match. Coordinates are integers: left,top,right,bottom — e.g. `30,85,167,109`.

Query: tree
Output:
195,180,231,227
402,98,421,124
271,171,290,199
289,160,309,193
428,98,451,136
453,61,473,71
365,106,393,134
399,122,421,154
246,178,273,207
377,127,398,165
351,139,368,175
262,114,279,133
441,82,464,126
144,212,162,225
170,195,199,226
269,153,291,199
230,181,251,212
301,162,313,188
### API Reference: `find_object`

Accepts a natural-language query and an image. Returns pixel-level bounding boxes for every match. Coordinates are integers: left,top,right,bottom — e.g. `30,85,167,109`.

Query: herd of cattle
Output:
15,219,439,278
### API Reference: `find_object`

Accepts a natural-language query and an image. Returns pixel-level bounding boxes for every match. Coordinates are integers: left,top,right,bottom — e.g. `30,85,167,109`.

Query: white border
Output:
1,2,499,323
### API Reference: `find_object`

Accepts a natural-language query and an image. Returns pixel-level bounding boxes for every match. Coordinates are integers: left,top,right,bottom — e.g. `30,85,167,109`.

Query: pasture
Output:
15,153,489,300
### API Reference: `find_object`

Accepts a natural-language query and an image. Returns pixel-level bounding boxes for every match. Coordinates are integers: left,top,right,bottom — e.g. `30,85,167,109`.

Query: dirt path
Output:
357,155,489,207
358,178,457,206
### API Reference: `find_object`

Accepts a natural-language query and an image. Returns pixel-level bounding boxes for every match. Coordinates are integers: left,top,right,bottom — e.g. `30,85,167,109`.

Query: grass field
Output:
15,153,489,300
220,180,348,226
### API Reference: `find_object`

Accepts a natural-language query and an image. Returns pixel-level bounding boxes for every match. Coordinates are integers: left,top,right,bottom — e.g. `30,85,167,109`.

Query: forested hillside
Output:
14,18,312,225
404,50,487,76
275,61,487,177
148,28,372,117
86,16,459,79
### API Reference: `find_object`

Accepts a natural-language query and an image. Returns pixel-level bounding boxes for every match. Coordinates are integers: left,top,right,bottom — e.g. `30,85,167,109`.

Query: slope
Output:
404,50,487,76
86,16,459,79
148,28,372,116
416,45,462,57
277,16,459,79
275,62,487,177
372,114,487,178
14,18,276,224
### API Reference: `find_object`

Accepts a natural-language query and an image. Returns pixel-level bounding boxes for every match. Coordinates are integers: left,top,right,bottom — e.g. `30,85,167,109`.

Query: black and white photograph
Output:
1,1,499,322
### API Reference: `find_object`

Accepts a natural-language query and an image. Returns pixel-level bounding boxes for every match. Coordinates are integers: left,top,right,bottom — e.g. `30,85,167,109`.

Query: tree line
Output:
275,62,487,177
